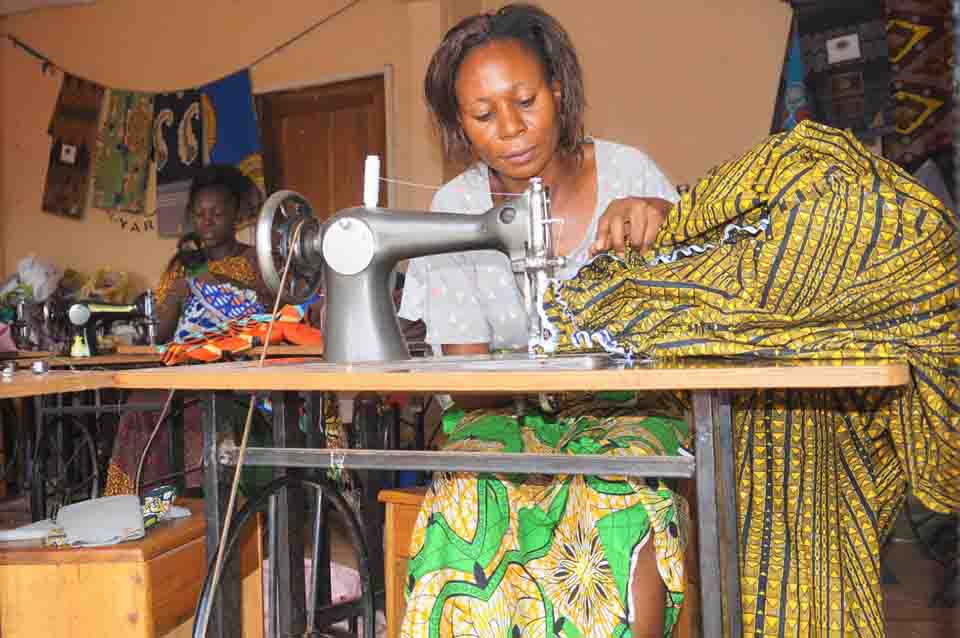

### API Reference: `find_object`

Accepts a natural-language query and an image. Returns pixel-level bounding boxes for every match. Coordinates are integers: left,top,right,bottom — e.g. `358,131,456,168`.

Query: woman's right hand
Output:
590,196,671,257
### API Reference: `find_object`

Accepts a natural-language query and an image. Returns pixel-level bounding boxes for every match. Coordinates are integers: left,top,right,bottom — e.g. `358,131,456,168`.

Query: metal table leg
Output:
30,395,45,521
692,390,742,638
304,392,332,610
270,390,307,637
202,391,242,638
353,394,387,597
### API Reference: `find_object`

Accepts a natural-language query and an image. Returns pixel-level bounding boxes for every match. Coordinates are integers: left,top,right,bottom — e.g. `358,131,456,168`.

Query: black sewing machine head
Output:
67,291,159,356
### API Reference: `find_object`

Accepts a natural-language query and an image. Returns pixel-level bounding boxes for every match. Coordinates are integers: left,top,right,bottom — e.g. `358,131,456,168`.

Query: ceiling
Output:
0,0,95,18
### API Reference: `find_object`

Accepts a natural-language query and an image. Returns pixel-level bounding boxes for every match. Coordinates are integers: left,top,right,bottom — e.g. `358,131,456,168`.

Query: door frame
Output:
254,64,397,208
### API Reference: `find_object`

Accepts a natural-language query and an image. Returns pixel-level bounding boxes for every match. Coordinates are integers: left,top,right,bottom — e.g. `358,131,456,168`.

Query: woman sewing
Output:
398,6,688,638
154,166,270,343
401,5,960,638
104,164,272,495
156,166,272,342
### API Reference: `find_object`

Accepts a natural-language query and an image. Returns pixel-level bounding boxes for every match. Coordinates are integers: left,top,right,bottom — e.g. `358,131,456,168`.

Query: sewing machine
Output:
9,297,59,351
255,177,564,363
11,298,34,350
66,290,159,356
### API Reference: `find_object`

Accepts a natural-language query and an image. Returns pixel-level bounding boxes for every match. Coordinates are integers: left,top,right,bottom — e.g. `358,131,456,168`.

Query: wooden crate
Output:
0,498,263,638
379,487,428,638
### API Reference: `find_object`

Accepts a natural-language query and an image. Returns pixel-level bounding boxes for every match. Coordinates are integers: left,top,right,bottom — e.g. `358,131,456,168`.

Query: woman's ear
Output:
552,80,562,101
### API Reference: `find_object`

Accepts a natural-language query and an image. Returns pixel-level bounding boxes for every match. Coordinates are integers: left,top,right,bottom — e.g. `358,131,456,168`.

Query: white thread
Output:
377,175,524,198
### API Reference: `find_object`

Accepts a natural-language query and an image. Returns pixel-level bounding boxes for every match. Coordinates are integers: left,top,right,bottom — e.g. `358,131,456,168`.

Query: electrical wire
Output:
2,0,361,90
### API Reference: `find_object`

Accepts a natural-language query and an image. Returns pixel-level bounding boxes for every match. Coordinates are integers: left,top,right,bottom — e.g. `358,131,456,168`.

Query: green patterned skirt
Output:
401,394,690,638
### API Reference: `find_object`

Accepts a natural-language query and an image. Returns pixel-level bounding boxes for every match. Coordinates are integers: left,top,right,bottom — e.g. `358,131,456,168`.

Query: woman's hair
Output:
186,164,256,217
169,165,255,272
424,3,586,165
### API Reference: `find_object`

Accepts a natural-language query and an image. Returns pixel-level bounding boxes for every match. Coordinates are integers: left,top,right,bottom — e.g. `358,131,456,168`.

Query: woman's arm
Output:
591,196,672,256
590,143,679,257
155,266,188,343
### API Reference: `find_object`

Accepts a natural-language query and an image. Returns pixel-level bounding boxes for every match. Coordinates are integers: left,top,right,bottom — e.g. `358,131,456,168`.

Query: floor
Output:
1,494,955,637
882,539,957,638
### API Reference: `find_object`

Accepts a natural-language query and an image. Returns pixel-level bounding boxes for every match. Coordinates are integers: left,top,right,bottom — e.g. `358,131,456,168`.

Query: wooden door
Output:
257,75,386,221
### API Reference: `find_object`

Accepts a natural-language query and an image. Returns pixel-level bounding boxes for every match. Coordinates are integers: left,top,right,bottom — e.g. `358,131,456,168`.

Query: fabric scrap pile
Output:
160,301,322,365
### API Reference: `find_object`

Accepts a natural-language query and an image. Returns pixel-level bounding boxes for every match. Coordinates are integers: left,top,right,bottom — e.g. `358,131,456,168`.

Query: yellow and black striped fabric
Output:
542,121,959,637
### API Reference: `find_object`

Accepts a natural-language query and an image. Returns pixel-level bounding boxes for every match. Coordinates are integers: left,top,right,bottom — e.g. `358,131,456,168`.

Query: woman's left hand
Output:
590,197,672,256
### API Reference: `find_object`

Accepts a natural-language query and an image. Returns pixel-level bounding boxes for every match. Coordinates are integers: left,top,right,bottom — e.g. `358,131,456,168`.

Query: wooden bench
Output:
0,498,263,637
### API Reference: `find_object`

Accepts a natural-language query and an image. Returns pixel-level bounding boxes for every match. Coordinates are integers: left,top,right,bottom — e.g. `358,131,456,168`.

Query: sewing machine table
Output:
111,355,910,638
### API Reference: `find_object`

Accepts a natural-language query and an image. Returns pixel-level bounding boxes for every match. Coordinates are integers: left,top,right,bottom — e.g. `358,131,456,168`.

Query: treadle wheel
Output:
30,416,99,520
0,399,21,485
255,190,325,305
193,476,376,638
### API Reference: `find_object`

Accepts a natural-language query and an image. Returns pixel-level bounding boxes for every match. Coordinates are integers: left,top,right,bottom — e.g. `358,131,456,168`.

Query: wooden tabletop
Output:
0,369,116,399
0,499,205,565
19,353,164,368
6,344,325,373
112,354,911,393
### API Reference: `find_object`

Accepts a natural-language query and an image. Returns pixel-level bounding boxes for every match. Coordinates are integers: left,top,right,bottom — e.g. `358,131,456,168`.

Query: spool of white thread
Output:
364,155,380,208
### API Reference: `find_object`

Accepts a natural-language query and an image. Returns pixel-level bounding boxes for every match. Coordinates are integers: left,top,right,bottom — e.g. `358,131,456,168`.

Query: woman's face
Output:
191,187,237,247
455,38,562,186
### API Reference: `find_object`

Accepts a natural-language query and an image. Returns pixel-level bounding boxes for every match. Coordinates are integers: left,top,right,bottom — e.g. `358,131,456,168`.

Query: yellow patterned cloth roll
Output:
540,121,958,637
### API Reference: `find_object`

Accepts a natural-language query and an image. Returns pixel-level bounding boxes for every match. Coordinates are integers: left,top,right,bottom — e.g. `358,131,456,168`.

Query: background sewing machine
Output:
63,291,159,356
254,159,563,364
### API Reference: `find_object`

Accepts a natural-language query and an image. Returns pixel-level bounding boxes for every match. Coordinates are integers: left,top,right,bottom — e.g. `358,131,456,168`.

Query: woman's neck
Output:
204,239,241,262
489,149,580,201
489,143,597,257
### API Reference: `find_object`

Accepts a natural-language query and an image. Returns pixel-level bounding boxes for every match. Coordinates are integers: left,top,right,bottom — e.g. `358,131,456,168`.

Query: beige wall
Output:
0,0,790,295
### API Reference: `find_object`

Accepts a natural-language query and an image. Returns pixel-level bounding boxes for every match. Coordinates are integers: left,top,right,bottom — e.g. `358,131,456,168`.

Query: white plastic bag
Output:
15,254,63,302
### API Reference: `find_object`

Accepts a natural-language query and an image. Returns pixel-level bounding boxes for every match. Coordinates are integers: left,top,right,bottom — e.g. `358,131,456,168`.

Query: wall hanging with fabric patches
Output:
92,89,154,213
42,73,104,219
200,69,265,228
153,90,203,237
153,90,203,184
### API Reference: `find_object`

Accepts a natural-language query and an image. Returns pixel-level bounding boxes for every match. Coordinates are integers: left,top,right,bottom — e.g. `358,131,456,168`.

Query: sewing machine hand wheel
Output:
255,190,325,305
